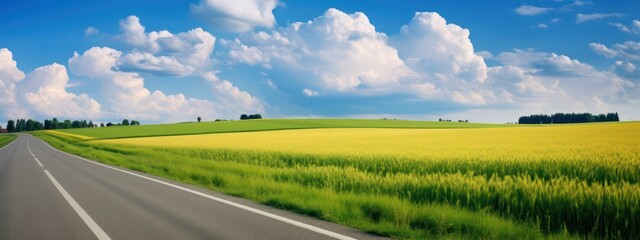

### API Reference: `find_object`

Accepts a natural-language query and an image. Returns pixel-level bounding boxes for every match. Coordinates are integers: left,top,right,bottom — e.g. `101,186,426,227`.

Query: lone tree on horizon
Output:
197,116,201,123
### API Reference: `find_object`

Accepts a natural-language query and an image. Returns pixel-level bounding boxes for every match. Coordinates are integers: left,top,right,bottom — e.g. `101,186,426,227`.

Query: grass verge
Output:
0,134,17,148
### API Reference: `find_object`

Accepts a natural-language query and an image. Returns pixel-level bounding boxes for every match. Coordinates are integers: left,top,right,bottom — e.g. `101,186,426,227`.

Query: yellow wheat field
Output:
90,122,640,237
98,122,640,164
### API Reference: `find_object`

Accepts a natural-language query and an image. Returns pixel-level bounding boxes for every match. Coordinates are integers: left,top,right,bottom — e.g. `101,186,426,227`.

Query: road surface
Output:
0,134,385,240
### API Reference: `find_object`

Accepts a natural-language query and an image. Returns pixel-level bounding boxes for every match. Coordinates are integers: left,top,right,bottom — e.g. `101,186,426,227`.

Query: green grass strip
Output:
0,134,17,148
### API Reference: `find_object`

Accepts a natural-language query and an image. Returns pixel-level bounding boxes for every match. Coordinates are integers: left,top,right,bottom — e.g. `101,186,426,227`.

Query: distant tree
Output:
245,114,262,120
197,116,201,123
51,118,58,129
16,119,23,132
122,119,130,126
465,119,469,123
63,120,71,129
33,120,43,130
7,120,15,133
100,123,105,127
240,114,248,120
88,121,94,128
438,118,442,122
519,112,620,124
71,120,81,128
130,120,140,126
26,119,35,131
106,122,113,127
44,120,52,130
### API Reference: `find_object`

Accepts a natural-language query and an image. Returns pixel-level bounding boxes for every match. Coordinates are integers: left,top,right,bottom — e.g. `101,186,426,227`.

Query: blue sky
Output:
1,0,639,124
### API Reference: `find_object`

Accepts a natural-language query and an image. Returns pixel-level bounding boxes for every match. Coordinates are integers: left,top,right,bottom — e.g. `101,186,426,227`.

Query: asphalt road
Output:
0,134,386,240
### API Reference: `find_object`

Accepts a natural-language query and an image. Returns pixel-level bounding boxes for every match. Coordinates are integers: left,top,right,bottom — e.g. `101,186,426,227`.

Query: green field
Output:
34,120,640,239
57,119,512,139
0,134,16,148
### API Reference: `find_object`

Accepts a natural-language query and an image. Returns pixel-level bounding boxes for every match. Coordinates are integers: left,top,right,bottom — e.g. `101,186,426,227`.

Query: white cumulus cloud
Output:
200,71,265,117
191,0,278,32
589,43,618,58
224,8,414,94
613,61,640,81
116,16,216,76
218,8,640,116
515,5,553,16
391,12,488,84
1,49,102,120
70,47,188,120
590,41,640,61
84,26,99,36
21,63,101,118
69,47,263,121
536,23,549,29
576,13,622,23
302,88,319,97
221,38,267,65
0,48,28,119
493,49,637,106
590,40,640,85
389,11,498,104
611,20,640,35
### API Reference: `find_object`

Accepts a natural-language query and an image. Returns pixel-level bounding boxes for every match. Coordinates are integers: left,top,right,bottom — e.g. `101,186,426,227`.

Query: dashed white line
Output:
27,139,42,167
27,137,111,240
40,136,357,240
34,157,44,167
27,139,35,157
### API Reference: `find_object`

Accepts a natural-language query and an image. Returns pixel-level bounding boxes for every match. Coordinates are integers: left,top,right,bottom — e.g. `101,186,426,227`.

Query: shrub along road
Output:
0,134,383,240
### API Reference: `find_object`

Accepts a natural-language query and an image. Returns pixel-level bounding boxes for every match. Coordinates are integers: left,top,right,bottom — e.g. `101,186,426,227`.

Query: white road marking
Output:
43,170,111,240
26,137,111,240
27,139,43,167
34,157,44,167
40,136,357,240
27,139,35,157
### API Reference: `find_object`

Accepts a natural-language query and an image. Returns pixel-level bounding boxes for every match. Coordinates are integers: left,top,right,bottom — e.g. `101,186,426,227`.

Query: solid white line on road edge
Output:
42,138,357,240
34,157,44,167
43,169,111,240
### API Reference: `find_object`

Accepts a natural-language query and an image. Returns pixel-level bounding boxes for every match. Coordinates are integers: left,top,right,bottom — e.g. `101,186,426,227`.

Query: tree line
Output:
439,118,468,123
518,112,620,124
105,119,140,127
240,114,262,120
5,119,45,132
4,118,140,133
